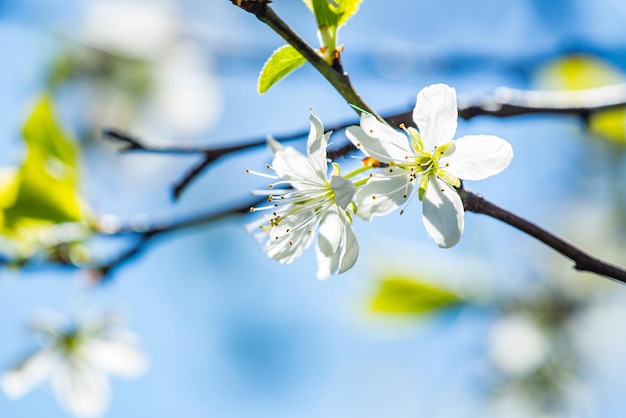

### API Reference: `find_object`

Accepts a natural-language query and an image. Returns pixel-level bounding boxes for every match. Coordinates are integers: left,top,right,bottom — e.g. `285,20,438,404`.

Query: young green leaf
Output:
310,0,340,27
2,97,84,231
371,276,464,315
337,0,363,27
303,0,362,27
258,45,307,94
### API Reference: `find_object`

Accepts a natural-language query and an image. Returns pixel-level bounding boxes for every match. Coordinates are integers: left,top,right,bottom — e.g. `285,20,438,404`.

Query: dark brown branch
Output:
461,188,626,284
103,123,357,199
230,0,381,120
108,84,626,157
390,84,626,125
105,83,626,199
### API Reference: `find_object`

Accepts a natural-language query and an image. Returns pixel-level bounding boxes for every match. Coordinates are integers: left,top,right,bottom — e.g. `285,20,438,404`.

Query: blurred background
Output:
1,0,626,417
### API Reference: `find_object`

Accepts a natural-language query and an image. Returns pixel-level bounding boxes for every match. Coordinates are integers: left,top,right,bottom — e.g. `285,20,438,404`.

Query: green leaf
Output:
258,45,307,94
337,0,363,27
310,0,340,27
303,0,361,27
2,97,84,232
371,276,463,315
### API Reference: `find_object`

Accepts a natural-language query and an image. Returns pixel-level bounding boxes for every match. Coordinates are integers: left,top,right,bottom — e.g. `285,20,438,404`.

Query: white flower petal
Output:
271,147,323,189
347,113,412,162
316,208,344,279
84,338,148,378
329,175,356,209
413,84,458,150
354,171,413,220
266,209,316,264
306,109,329,179
338,217,358,274
52,363,110,418
266,136,284,155
1,348,56,399
440,135,513,180
422,176,464,248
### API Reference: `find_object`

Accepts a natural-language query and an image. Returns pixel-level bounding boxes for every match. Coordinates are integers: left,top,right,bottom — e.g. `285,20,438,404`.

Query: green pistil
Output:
400,140,460,200
57,329,82,355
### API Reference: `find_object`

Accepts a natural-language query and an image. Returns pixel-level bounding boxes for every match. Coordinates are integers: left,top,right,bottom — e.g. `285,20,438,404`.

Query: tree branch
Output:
389,84,626,125
0,197,264,280
229,0,381,121
104,83,626,199
107,84,626,157
461,188,626,284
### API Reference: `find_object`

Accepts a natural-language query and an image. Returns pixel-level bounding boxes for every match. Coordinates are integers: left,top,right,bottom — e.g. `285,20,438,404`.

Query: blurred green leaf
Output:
536,54,624,90
536,54,626,145
258,45,307,94
2,97,84,233
588,108,626,145
371,276,463,315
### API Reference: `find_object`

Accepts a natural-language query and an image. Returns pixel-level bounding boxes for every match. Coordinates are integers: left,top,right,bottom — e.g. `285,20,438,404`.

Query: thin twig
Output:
461,188,626,284
104,122,358,198
93,197,263,278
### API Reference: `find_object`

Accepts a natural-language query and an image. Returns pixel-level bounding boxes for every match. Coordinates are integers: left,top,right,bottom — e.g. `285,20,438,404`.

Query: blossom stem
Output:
352,177,371,187
343,165,373,179
461,188,626,284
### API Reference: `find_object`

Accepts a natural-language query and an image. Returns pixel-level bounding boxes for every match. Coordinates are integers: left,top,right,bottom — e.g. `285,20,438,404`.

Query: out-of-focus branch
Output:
461,188,626,284
0,197,264,280
91,197,263,279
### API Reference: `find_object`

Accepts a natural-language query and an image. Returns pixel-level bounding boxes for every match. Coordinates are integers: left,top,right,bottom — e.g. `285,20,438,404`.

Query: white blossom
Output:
346,84,513,248
488,314,550,377
247,109,359,279
1,311,148,418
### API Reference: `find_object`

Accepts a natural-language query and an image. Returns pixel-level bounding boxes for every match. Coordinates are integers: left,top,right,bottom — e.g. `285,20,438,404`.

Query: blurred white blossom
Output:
73,0,222,137
488,314,549,377
80,0,176,60
2,311,148,418
152,43,222,136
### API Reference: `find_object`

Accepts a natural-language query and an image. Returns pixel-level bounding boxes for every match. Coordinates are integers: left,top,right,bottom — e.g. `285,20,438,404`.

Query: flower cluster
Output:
247,110,358,280
247,84,513,278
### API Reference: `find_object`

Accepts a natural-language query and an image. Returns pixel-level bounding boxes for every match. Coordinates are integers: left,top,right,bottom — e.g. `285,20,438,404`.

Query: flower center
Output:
57,328,83,356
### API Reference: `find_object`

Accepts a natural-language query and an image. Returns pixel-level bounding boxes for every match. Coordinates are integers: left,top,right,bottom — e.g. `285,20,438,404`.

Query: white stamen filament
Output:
246,168,278,179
